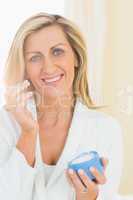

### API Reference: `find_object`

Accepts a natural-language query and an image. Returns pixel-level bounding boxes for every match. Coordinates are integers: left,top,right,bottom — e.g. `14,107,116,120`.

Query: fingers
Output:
17,91,33,108
66,158,109,187
5,80,30,97
77,169,96,189
4,80,32,110
66,169,97,191
90,167,106,184
66,168,99,199
101,157,109,170
65,170,74,187
66,169,85,192
89,157,109,184
65,157,108,198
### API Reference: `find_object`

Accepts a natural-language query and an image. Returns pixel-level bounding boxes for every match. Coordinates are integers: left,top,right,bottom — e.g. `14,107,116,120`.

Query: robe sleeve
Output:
96,117,123,200
0,110,37,200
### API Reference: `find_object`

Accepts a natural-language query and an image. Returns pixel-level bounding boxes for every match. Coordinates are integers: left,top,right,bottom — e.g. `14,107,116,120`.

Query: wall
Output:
101,0,133,195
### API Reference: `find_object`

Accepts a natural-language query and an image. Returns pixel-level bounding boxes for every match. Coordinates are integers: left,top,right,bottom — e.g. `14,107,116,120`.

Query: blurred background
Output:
0,0,132,198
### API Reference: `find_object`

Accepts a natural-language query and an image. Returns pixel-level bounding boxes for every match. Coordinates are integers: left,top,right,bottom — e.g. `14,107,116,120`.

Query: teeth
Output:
44,75,62,83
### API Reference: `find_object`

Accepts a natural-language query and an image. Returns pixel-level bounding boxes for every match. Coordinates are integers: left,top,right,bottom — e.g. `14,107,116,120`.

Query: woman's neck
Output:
35,93,76,128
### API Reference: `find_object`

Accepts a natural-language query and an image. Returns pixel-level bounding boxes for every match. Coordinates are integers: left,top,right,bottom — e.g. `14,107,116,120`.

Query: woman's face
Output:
24,25,77,100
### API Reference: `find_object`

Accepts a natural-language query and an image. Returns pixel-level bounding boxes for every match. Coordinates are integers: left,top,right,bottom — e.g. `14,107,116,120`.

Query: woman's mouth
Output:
40,73,64,86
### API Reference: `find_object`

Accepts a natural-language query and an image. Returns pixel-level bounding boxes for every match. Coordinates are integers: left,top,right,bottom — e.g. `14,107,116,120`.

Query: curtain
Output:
64,0,107,105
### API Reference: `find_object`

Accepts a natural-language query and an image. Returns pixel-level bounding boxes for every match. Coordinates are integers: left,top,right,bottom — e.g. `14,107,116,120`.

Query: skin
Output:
66,158,108,200
24,25,78,127
5,24,108,200
24,25,108,199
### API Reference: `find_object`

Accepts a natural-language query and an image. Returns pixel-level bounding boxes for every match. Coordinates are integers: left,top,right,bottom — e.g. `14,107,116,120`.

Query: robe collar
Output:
34,97,87,188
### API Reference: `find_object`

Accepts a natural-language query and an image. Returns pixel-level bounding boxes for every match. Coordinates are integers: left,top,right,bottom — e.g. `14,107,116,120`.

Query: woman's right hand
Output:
4,80,38,133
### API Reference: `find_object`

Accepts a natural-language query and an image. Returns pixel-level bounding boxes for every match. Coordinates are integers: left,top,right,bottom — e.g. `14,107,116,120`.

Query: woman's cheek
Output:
65,68,75,90
27,64,41,77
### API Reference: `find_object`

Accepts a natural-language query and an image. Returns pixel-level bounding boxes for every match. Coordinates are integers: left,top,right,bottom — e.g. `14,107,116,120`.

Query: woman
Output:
0,13,123,200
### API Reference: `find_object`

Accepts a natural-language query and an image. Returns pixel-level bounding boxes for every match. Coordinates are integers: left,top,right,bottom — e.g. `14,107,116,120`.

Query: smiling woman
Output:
4,13,93,108
24,25,78,100
0,12,123,200
0,0,65,95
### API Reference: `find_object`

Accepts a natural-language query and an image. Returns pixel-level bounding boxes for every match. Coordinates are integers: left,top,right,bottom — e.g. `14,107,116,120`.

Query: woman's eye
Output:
29,55,42,62
53,48,64,56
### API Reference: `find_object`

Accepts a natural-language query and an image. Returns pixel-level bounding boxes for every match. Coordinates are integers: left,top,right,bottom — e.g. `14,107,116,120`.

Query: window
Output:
0,0,65,105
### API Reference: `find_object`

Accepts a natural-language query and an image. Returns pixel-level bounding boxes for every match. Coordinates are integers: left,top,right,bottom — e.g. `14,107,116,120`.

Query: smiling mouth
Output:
41,73,64,85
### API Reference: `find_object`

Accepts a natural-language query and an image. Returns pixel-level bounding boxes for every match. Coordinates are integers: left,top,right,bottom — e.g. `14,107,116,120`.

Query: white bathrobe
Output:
0,97,123,200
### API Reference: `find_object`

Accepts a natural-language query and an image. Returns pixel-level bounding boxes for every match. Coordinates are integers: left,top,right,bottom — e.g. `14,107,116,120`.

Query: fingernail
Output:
78,169,84,175
68,169,74,175
24,80,30,86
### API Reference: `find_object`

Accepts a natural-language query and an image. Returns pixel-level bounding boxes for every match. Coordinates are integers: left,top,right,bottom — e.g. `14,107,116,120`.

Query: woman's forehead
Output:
24,26,72,53
26,25,68,45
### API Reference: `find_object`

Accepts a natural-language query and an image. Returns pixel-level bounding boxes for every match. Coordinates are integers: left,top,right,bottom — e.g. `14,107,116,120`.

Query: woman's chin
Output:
45,84,66,94
36,87,63,99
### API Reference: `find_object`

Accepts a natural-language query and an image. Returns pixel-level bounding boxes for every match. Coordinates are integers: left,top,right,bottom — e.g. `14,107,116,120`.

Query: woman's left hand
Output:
66,157,108,200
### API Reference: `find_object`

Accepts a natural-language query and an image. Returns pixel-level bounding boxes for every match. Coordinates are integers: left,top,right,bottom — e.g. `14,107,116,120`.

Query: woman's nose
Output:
41,57,56,73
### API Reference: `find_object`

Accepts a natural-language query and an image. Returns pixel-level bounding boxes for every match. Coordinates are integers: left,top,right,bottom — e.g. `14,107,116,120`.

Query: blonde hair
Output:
3,12,95,109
